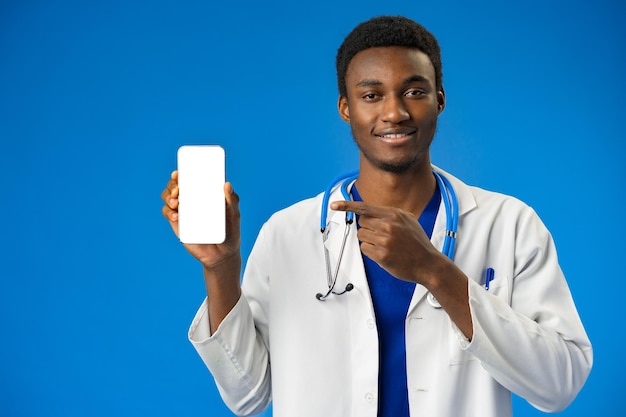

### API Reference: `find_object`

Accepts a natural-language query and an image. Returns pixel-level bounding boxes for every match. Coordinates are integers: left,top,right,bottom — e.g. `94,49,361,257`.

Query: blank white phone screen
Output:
177,145,225,244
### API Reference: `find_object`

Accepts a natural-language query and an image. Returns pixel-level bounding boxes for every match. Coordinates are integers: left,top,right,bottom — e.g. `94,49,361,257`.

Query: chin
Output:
377,160,415,173
372,154,424,173
364,153,427,174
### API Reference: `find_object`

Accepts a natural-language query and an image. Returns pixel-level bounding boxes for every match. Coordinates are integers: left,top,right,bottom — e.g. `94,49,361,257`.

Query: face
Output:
338,46,445,174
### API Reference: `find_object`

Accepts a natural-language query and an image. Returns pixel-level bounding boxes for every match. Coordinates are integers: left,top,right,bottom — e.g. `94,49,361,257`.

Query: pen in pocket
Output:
485,268,495,290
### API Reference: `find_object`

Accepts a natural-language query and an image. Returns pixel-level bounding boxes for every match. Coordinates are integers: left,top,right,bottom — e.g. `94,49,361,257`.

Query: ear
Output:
437,87,446,114
337,96,350,123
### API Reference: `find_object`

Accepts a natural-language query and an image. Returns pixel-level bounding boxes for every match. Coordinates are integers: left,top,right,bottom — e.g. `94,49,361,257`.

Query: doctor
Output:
161,15,592,417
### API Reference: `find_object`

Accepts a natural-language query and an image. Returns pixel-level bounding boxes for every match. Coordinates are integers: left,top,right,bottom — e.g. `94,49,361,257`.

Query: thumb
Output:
224,182,241,241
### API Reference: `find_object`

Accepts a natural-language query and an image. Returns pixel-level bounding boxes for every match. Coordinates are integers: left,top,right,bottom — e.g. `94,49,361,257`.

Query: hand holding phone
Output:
163,148,242,332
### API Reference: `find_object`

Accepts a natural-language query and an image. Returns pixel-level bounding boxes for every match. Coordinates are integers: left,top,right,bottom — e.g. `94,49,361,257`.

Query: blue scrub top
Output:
351,183,441,417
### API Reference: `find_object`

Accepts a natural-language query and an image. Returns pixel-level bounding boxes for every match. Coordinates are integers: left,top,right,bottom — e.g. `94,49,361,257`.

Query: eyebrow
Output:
402,75,429,85
355,75,430,88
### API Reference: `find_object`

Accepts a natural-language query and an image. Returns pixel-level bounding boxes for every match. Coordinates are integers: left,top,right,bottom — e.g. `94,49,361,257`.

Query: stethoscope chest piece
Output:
427,293,442,309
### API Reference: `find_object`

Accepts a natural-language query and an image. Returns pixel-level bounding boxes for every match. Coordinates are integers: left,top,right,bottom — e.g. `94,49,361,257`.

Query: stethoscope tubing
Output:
433,171,458,260
317,169,459,303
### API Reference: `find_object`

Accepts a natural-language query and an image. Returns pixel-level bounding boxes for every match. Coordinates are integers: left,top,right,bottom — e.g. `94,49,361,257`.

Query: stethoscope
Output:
316,170,459,308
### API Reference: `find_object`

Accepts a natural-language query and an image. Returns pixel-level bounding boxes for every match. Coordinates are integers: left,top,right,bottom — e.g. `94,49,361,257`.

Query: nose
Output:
381,96,409,123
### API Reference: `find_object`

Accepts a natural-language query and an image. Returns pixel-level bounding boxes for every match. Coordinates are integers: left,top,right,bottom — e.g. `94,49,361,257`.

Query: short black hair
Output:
336,16,443,97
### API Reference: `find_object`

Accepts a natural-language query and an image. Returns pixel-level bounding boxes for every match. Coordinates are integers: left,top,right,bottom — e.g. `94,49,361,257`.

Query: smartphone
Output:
176,145,225,244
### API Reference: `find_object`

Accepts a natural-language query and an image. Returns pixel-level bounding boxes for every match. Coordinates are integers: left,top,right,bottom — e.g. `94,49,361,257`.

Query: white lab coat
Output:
188,168,592,417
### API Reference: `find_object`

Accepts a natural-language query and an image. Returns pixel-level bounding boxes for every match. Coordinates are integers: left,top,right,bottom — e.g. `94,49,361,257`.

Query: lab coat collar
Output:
432,165,477,217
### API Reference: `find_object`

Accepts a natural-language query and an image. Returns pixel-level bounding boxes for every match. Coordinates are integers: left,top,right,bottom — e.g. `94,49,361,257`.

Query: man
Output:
162,15,592,417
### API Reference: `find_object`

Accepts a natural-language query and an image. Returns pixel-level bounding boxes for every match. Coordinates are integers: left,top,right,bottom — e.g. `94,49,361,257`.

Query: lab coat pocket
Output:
485,272,512,306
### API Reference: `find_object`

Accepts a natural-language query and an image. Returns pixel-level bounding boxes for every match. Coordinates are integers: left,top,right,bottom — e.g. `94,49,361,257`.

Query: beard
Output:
358,147,423,173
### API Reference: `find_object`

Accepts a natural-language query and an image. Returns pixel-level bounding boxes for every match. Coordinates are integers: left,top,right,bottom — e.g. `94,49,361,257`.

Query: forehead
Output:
345,46,436,87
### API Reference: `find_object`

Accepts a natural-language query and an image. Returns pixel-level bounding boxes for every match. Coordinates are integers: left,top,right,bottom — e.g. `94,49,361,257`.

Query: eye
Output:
405,89,426,98
362,93,379,101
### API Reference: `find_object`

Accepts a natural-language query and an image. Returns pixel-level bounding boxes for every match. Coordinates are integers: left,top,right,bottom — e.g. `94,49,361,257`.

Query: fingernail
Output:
169,199,176,206
171,213,178,220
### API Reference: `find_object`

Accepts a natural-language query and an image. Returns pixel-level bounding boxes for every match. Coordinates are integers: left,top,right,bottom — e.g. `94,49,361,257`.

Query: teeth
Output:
380,133,408,138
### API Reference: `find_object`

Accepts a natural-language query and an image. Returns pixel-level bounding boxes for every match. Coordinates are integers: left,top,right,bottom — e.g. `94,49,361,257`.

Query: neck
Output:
354,158,437,218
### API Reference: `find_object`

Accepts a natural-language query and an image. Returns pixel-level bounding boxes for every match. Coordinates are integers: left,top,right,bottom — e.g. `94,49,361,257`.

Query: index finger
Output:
330,200,389,218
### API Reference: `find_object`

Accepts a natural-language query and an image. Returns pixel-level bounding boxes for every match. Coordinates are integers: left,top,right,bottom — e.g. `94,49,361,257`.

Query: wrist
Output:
202,253,242,297
201,252,242,272
421,252,455,291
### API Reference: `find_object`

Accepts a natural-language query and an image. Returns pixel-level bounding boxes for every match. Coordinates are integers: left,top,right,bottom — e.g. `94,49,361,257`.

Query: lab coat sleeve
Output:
458,206,593,412
188,226,272,417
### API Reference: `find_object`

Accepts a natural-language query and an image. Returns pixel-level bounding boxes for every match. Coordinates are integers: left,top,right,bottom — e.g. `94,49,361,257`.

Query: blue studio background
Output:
1,0,624,416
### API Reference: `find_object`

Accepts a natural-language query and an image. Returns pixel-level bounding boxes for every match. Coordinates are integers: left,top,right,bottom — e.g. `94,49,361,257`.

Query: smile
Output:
375,129,416,143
